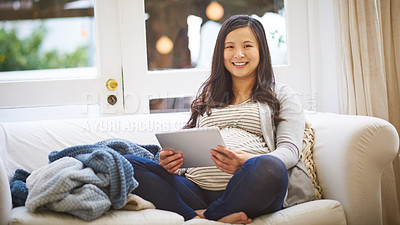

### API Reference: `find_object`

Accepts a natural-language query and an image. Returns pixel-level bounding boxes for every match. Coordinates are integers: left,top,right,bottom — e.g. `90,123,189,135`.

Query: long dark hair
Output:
184,15,283,128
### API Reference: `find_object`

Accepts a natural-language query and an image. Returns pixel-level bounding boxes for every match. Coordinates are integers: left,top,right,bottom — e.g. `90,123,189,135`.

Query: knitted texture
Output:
300,122,322,199
10,169,31,207
26,157,111,221
11,168,30,182
10,181,28,207
10,138,161,221
48,138,161,209
10,169,30,207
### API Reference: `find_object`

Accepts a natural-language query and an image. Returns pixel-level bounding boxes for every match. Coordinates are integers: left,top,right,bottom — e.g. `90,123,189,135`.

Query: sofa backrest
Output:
0,112,190,181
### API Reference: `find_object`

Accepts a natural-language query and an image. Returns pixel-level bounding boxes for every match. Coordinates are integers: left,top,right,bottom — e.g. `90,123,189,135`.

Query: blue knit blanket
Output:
12,138,161,221
48,138,161,209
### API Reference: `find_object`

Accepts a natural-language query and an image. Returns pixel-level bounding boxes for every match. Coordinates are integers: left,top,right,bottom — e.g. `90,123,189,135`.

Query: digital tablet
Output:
155,127,226,168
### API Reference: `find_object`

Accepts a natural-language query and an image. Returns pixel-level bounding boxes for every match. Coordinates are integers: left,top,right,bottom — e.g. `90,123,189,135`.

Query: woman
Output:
124,15,314,224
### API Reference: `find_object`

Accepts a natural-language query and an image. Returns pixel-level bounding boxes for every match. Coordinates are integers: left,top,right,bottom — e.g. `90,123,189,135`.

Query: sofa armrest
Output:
306,112,399,225
0,123,12,225
0,156,12,225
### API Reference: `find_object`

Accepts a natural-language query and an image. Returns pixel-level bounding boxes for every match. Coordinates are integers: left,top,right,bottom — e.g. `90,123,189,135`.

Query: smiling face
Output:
223,26,260,81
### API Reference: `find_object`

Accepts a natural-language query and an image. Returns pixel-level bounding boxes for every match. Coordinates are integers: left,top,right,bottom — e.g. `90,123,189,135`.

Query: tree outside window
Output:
0,0,95,72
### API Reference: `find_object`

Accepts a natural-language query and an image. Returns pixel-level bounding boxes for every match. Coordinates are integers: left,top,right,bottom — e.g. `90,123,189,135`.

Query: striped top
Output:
185,99,270,190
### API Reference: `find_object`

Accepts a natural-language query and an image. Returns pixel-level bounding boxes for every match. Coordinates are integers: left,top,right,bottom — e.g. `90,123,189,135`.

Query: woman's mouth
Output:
232,62,248,66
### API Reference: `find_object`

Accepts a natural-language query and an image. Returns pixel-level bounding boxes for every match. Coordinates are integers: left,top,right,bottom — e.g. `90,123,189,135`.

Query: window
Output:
120,0,311,114
0,0,312,119
0,0,124,114
0,0,96,81
145,0,287,71
150,96,194,113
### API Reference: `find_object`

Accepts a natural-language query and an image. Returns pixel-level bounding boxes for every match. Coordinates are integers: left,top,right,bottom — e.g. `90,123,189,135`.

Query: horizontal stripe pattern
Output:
198,99,263,136
186,100,270,190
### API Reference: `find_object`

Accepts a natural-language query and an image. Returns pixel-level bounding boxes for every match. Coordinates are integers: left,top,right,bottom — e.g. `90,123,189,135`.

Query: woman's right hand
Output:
159,149,184,174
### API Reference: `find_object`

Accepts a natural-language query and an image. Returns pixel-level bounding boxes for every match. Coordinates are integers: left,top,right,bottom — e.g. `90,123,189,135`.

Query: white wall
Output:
308,0,339,113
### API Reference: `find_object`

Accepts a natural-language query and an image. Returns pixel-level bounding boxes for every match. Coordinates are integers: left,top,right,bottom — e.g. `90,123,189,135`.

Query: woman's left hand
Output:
210,145,252,174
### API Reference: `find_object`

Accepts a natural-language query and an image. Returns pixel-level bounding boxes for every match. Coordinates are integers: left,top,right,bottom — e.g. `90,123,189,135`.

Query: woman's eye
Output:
244,45,252,48
225,46,233,49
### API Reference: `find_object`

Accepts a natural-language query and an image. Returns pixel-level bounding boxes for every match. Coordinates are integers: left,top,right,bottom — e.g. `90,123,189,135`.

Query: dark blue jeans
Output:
124,154,288,221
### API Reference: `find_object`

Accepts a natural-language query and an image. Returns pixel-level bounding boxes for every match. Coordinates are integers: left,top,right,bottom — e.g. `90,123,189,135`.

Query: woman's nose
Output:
234,49,244,58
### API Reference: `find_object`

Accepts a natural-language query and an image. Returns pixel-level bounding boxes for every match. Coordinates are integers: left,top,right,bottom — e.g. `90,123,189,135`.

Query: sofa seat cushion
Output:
183,200,346,225
10,207,184,225
10,199,345,225
254,200,346,225
7,158,346,224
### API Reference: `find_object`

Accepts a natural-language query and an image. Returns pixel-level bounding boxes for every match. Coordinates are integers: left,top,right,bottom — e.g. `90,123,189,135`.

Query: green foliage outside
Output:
0,25,90,71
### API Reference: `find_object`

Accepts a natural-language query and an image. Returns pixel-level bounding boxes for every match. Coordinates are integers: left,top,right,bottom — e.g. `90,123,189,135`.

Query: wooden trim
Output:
0,8,94,21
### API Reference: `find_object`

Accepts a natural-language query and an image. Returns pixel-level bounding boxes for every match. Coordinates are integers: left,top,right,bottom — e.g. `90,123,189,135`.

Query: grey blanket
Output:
26,157,111,221
25,138,161,221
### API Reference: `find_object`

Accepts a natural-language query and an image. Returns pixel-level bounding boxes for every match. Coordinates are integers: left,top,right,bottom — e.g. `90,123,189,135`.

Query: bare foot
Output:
195,209,206,218
218,212,252,224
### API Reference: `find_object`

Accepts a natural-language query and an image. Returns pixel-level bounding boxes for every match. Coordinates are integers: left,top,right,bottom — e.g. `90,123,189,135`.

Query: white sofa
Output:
0,111,398,225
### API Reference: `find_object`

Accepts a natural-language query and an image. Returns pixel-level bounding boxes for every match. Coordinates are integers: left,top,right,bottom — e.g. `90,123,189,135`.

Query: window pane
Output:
0,0,95,74
145,0,286,71
149,96,194,113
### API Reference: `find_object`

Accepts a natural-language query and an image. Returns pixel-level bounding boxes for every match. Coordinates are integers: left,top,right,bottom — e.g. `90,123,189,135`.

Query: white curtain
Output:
333,0,400,225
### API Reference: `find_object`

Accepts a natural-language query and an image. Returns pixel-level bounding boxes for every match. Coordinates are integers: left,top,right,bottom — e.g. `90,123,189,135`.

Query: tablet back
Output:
155,127,226,167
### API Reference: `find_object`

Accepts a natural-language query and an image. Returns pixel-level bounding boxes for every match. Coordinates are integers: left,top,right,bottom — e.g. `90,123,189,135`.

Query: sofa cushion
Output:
10,200,345,225
254,200,346,225
182,199,345,225
10,207,184,225
300,122,323,199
